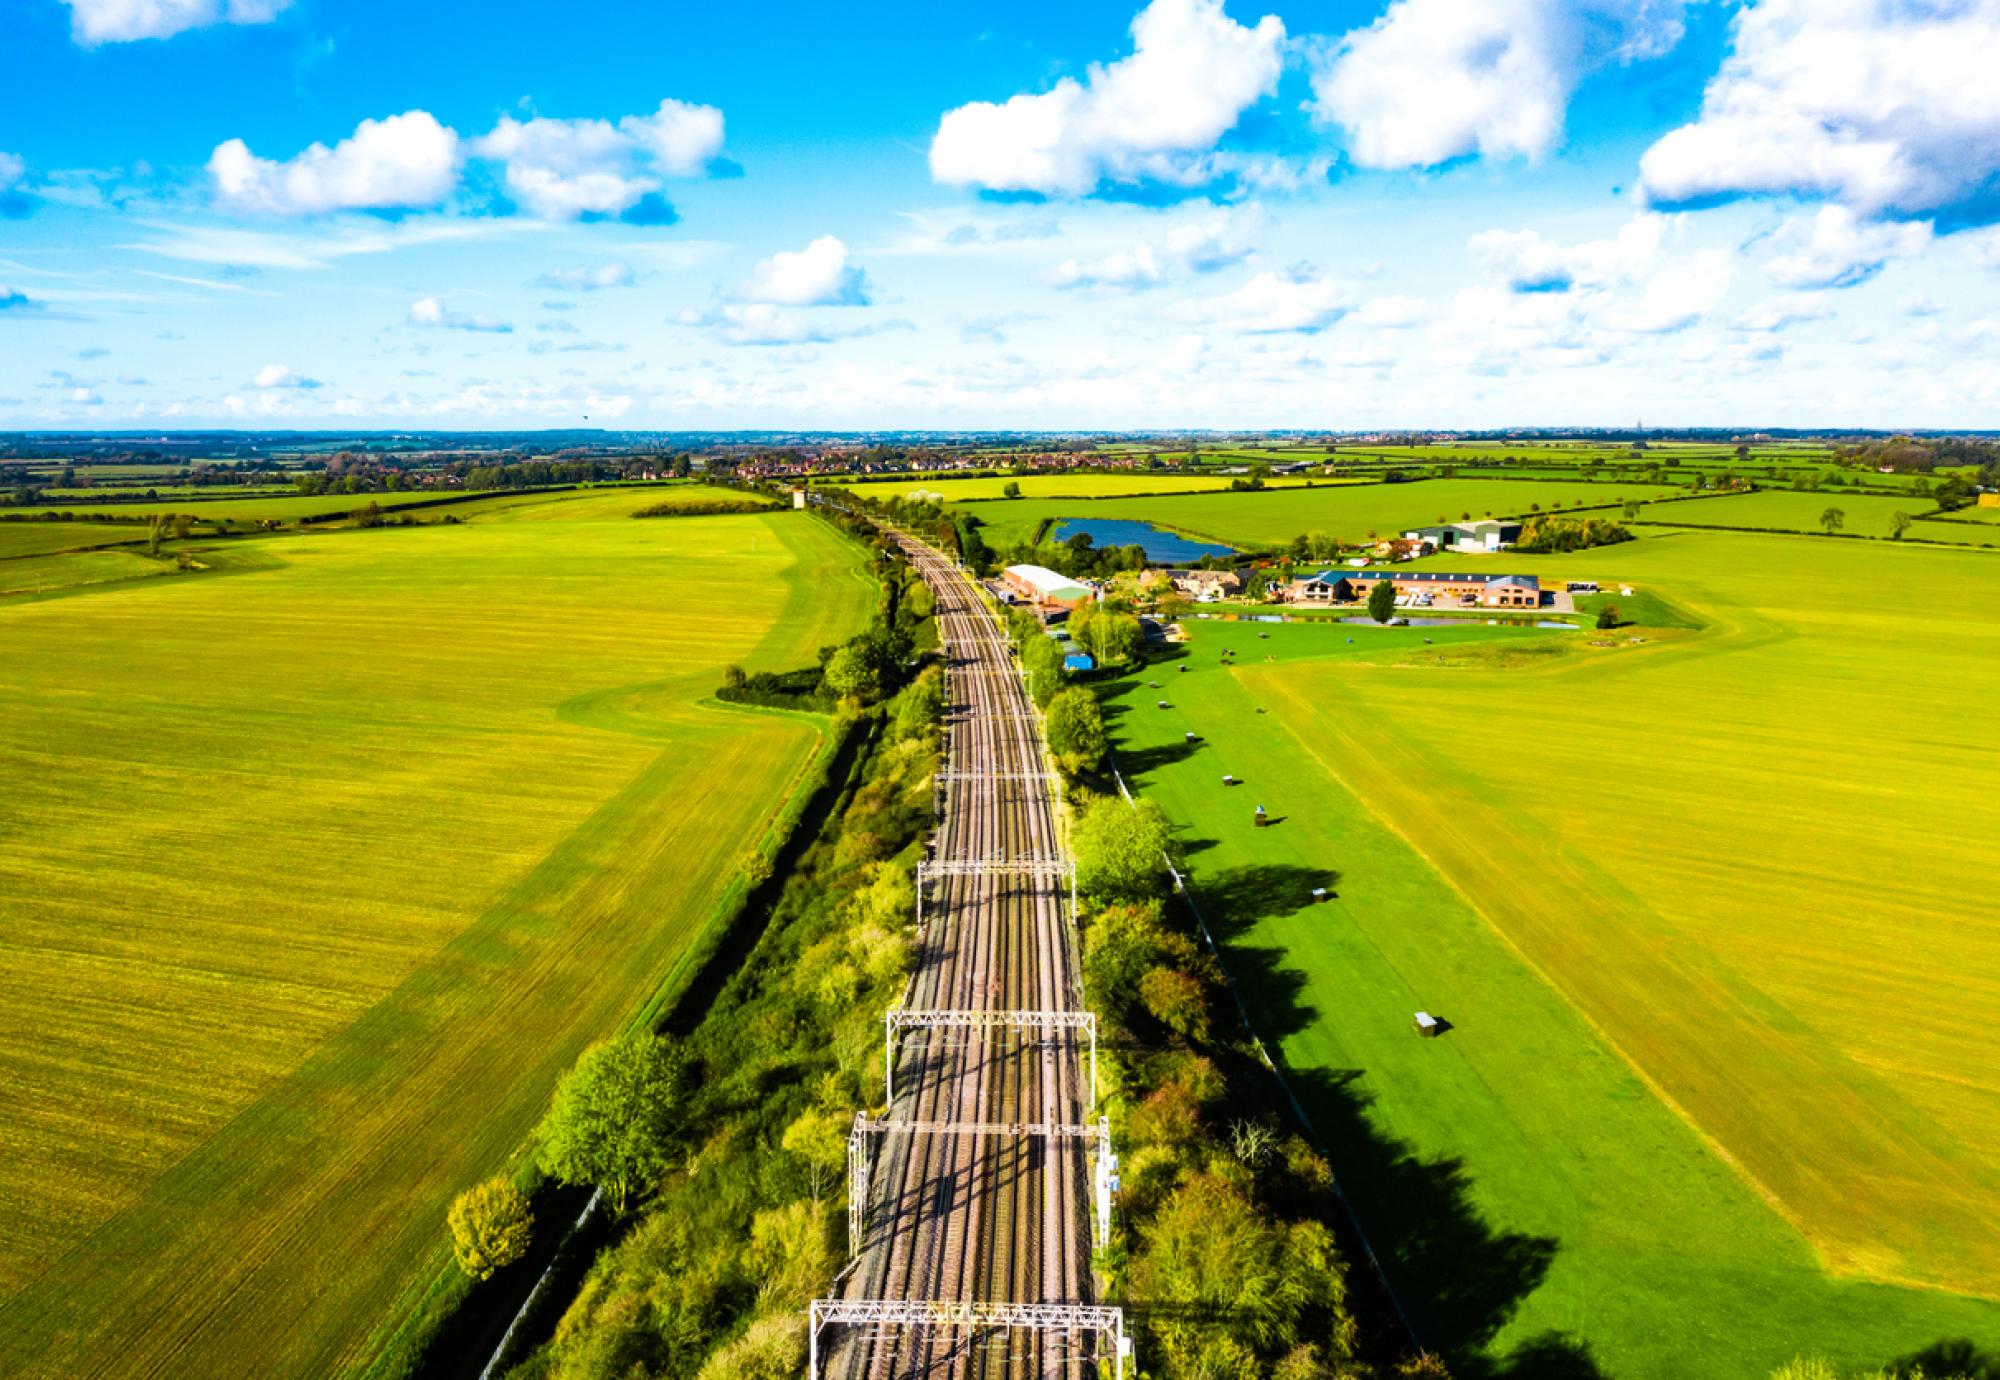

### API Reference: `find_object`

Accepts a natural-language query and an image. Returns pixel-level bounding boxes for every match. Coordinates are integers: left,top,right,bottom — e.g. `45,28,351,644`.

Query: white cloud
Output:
1311,0,1687,169
538,262,635,291
471,99,723,220
739,236,870,306
409,297,513,333
0,153,23,192
1185,269,1349,332
1052,244,1164,291
209,111,460,216
1733,294,1833,332
684,303,858,346
1351,294,1431,328
63,0,288,44
1639,0,2000,221
125,217,525,271
1163,209,1261,272
0,285,35,312
929,0,1284,195
1601,249,1734,333
251,364,321,389
1763,204,1933,289
1470,213,1673,292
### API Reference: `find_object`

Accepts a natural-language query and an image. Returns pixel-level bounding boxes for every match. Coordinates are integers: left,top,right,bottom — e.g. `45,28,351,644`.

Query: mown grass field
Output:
822,471,1327,503
967,477,1684,550
0,506,873,1378
0,521,148,557
1635,489,2000,545
1101,533,2000,1376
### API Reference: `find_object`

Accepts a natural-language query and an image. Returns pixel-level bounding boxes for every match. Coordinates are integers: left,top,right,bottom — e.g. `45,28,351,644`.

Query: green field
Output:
0,521,148,557
0,506,873,1377
822,471,1326,503
1635,490,2000,545
1102,533,2000,1376
16,482,731,526
966,478,1685,550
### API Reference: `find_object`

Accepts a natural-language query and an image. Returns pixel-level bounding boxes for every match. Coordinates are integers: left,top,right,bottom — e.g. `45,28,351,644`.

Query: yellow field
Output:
0,508,873,1376
1242,534,2000,1296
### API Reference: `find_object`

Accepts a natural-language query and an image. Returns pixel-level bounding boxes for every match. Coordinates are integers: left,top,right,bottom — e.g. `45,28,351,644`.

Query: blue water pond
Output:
1049,518,1234,564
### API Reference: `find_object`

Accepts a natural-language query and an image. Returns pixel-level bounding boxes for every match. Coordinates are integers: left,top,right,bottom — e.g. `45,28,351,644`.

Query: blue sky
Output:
4,0,2000,430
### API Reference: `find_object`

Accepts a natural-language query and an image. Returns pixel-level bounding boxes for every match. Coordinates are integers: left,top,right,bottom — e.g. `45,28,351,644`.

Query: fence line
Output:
1109,765,1423,1355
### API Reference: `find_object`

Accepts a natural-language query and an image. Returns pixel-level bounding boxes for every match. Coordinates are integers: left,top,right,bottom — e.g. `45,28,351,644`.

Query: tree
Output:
1595,603,1620,630
1367,578,1396,624
536,1031,689,1212
1021,631,1067,707
1001,480,1022,499
1131,1172,1356,1374
1140,966,1212,1043
1622,499,1642,521
1073,795,1173,903
822,643,875,703
1074,607,1142,666
447,1178,533,1280
1819,506,1845,535
781,1109,848,1208
1044,687,1108,773
1890,510,1913,540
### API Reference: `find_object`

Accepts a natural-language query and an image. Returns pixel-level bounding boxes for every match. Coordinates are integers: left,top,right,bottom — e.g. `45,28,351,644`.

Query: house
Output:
1288,569,1544,609
1401,519,1525,552
1147,567,1243,601
1003,564,1094,610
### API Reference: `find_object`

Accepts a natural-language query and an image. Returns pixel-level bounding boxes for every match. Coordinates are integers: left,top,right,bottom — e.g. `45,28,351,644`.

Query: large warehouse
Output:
1001,564,1095,610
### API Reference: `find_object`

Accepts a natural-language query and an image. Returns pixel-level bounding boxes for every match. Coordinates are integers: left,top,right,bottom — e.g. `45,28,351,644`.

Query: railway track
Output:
810,531,1127,1380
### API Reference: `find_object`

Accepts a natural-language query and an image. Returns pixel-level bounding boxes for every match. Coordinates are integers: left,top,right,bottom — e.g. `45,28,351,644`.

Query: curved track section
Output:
811,532,1122,1380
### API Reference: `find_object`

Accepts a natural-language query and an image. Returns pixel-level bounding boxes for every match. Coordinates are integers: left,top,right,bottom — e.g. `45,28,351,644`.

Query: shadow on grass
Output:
1183,861,1583,1375
1898,1339,2000,1379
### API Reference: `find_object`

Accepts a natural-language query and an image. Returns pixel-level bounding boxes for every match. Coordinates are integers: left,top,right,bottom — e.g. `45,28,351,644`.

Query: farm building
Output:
1146,567,1243,601
1288,569,1544,610
1403,519,1525,552
1003,564,1094,610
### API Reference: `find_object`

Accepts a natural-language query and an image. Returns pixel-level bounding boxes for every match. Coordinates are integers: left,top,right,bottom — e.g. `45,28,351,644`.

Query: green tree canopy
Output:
536,1031,690,1211
1367,578,1397,624
1074,795,1173,903
1819,506,1846,535
447,1178,534,1281
1044,687,1108,774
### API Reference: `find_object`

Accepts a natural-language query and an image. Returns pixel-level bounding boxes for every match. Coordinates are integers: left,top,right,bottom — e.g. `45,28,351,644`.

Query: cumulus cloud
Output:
1639,0,2000,223
1051,209,1261,291
471,99,723,220
210,111,460,216
409,297,513,333
1185,268,1349,332
739,236,870,306
1470,213,1673,292
207,98,724,221
1352,294,1431,328
251,364,321,389
929,0,1284,196
63,0,289,45
537,262,635,291
681,302,873,346
1312,0,1688,168
1764,205,1932,288
1457,214,1732,340
1052,244,1164,291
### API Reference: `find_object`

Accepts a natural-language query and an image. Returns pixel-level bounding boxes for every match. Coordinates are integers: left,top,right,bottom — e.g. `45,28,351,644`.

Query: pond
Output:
1049,518,1234,564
